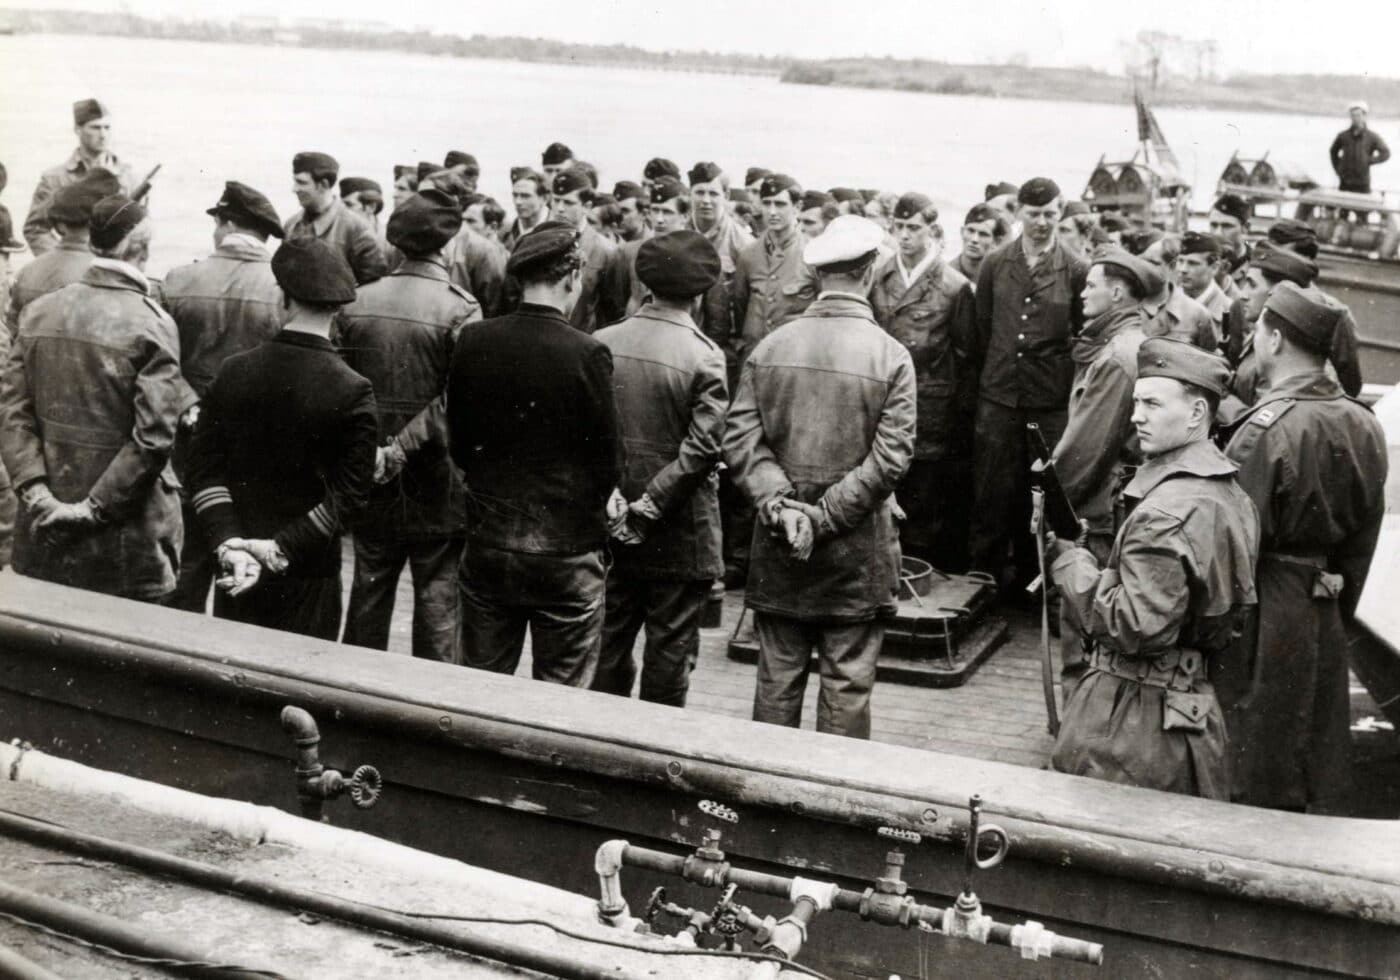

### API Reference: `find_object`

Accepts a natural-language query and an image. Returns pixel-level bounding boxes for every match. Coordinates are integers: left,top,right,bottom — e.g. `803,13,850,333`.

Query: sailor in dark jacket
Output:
1330,101,1390,194
339,190,482,662
591,230,728,706
188,238,377,640
447,222,622,685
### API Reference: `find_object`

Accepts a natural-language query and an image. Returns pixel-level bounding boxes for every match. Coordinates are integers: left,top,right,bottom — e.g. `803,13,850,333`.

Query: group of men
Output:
0,98,1389,816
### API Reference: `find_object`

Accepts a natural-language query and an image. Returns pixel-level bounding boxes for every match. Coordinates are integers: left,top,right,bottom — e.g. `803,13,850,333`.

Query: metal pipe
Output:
0,943,67,980
0,809,650,980
280,704,326,821
0,879,273,979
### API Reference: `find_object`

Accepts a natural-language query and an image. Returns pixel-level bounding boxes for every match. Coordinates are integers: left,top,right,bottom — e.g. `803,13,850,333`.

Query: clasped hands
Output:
215,537,289,596
606,488,658,546
761,497,832,562
20,484,102,546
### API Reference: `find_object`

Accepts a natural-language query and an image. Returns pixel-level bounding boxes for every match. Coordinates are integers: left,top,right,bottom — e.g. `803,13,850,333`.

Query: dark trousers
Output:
456,541,605,687
0,465,15,570
968,399,1067,586
719,468,753,583
752,613,883,739
898,456,972,572
213,572,342,641
171,498,214,614
343,532,462,663
592,574,710,706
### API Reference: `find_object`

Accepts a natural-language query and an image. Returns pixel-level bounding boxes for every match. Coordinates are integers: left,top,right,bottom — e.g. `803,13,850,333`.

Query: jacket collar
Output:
82,257,150,294
633,302,700,330
64,147,120,175
764,225,801,256
516,301,571,323
215,234,272,262
1125,438,1236,500
808,292,877,323
1256,368,1340,402
299,197,346,237
394,257,450,281
1073,306,1142,365
274,329,335,351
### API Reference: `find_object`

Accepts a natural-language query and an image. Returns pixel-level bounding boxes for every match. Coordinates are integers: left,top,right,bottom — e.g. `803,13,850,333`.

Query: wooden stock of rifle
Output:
1027,422,1081,540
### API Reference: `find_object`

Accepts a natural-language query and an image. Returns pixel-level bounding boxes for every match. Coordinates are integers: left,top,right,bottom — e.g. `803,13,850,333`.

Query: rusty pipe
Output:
280,704,327,821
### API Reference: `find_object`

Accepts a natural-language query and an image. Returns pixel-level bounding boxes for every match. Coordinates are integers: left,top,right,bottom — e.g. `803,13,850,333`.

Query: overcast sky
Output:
8,0,1400,78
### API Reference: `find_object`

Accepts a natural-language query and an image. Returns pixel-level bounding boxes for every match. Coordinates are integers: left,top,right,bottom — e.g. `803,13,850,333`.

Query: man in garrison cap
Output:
955,203,1010,288
1174,231,1231,325
798,190,839,237
445,221,622,685
549,168,625,333
1135,233,1218,352
187,238,376,639
724,216,916,739
284,151,387,285
1207,193,1252,298
443,151,480,192
1,195,190,603
1331,100,1390,195
642,157,681,196
966,177,1089,594
339,177,385,234
1224,243,1325,412
1046,338,1258,798
590,230,729,707
161,181,286,612
686,161,752,384
541,142,575,182
337,190,481,662
1223,284,1386,813
5,168,120,334
23,99,136,256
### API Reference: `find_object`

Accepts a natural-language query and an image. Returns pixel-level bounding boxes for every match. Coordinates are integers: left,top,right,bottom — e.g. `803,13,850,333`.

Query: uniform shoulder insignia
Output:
690,326,719,352
446,282,475,304
1248,399,1295,428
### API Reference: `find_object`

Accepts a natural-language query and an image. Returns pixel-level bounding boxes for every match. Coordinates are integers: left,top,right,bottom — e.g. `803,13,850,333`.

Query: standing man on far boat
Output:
23,99,135,256
1331,101,1390,195
285,152,387,285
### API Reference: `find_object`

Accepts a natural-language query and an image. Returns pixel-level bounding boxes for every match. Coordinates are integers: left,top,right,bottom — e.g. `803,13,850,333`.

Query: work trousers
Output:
343,532,462,663
968,399,1067,586
0,462,15,570
456,541,605,687
213,572,342,641
752,612,883,739
897,456,972,573
170,498,214,613
719,468,753,584
592,574,711,706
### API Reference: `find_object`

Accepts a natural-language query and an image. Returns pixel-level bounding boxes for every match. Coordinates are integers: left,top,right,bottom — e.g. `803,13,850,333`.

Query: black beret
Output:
386,191,463,255
0,205,24,252
649,177,687,204
1137,337,1231,397
636,229,722,299
272,237,356,305
552,169,593,197
800,190,835,211
612,180,645,203
688,161,724,186
1211,194,1251,227
292,151,339,177
444,150,479,173
985,181,1019,201
506,220,580,279
48,169,122,227
73,98,109,126
542,142,574,166
1263,281,1342,354
893,192,934,221
644,158,680,181
744,167,772,186
829,187,863,204
89,195,147,250
728,187,754,204
758,174,801,201
1179,231,1222,258
206,180,284,239
1267,218,1316,246
1018,177,1062,207
1062,200,1091,217
1251,241,1318,286
339,177,381,198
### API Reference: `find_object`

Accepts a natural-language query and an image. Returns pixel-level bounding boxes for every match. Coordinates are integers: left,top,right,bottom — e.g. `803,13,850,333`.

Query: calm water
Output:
1,34,1391,277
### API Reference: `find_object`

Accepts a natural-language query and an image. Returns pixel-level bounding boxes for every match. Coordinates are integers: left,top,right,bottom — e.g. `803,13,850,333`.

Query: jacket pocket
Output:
1162,690,1211,734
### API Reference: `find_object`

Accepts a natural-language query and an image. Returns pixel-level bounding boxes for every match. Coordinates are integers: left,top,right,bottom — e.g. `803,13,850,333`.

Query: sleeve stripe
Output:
192,487,233,512
307,503,337,537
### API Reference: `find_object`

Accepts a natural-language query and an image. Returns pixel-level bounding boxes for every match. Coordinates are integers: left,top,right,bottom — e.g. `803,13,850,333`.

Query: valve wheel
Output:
348,764,383,809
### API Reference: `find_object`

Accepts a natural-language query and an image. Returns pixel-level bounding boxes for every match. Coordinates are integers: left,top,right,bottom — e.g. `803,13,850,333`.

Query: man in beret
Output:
1047,338,1258,798
550,169,625,334
415,173,508,319
1208,194,1251,298
161,181,286,613
446,221,621,685
725,215,914,738
954,203,1010,289
285,151,387,286
591,230,728,706
501,168,550,253
5,169,120,334
1331,101,1390,196
798,190,839,237
967,177,1089,594
339,177,385,234
23,99,135,256
443,151,480,193
337,191,482,662
1136,233,1218,352
1224,283,1386,813
187,238,377,639
869,192,976,571
1,195,188,603
542,142,574,182
1175,231,1231,326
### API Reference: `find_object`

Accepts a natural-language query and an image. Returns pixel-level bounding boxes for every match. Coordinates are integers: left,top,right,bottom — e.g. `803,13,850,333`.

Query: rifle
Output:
131,163,161,204
1026,422,1081,540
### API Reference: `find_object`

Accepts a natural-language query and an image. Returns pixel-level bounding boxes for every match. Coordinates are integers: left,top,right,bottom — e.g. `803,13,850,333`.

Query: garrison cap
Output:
392,164,418,182
1179,231,1222,257
1091,246,1158,296
272,237,356,305
963,203,1003,227
800,190,835,211
1122,228,1162,256
803,215,884,269
612,180,645,202
72,99,109,126
1251,242,1318,286
48,169,121,227
510,166,546,187
829,187,863,204
758,173,801,201
1267,218,1317,247
636,229,721,299
1210,193,1251,227
644,157,680,181
984,181,1018,201
552,168,593,198
89,195,147,250
1062,200,1092,217
1137,337,1231,397
1017,177,1061,207
444,150,479,173
542,142,574,166
728,188,753,204
688,161,724,186
339,177,381,198
206,181,284,239
744,167,772,186
893,192,934,221
649,176,687,204
859,188,880,204
386,191,462,255
292,151,339,178
1263,281,1342,354
1099,212,1129,233
0,206,24,252
506,220,580,279
416,160,439,183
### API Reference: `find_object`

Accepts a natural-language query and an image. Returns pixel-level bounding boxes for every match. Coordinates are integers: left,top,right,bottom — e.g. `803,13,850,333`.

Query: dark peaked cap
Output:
206,181,284,239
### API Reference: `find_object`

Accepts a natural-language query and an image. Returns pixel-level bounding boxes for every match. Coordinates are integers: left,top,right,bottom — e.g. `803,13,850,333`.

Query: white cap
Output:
803,215,885,268
1349,100,1369,114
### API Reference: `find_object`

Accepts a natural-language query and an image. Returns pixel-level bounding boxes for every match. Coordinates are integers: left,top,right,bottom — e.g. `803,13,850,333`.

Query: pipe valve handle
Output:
348,765,382,809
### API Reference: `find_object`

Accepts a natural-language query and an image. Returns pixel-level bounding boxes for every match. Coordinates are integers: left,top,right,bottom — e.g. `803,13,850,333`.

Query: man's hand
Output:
889,494,907,523
374,441,408,484
220,537,289,574
18,482,62,526
179,404,201,430
33,499,101,545
215,543,263,597
778,508,814,561
779,499,832,542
